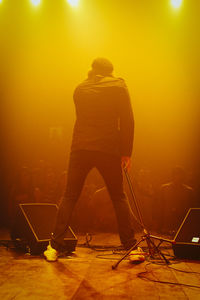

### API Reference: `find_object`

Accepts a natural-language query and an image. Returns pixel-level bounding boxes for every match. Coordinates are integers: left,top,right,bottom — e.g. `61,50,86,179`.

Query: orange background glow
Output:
0,0,199,183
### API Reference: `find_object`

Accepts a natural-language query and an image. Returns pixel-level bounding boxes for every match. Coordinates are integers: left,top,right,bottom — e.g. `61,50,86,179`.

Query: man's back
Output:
71,75,134,157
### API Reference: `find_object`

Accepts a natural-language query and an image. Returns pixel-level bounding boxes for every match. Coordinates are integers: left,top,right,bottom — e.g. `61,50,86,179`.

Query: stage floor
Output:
0,229,200,299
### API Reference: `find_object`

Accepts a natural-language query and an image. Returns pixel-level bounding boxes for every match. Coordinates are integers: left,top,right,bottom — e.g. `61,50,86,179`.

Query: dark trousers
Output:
51,150,135,250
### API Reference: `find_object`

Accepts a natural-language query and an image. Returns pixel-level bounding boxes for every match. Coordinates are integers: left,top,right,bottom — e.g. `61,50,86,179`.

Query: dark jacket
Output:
71,75,134,157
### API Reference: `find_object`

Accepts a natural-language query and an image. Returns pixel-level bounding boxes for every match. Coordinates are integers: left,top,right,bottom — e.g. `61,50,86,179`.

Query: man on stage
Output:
44,57,136,261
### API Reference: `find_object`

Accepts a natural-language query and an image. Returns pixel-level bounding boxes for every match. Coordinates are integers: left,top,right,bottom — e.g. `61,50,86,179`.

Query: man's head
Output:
91,57,113,76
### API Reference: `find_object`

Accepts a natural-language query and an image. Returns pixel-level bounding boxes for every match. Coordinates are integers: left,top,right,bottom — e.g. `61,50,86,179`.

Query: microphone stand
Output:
112,167,175,269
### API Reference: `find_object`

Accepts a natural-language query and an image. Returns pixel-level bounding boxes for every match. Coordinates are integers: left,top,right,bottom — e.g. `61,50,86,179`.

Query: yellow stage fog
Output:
0,0,199,183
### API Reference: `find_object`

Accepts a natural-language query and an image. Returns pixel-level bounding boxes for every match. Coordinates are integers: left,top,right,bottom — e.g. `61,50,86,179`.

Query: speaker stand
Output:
112,168,175,269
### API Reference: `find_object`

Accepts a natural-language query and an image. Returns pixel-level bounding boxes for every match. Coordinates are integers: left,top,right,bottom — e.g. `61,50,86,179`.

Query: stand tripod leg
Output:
148,236,170,264
111,168,174,269
112,238,144,270
145,236,154,258
159,250,170,264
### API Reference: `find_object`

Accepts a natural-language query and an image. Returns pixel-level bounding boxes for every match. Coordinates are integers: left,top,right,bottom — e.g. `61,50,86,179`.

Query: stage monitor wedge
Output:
173,208,200,260
11,203,77,255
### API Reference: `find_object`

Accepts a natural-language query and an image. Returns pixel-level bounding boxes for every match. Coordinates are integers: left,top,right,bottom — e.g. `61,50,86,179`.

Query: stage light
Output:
67,0,79,7
31,0,41,6
171,0,183,9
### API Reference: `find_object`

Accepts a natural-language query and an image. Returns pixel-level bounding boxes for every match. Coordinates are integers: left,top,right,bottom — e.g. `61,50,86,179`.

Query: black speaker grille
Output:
20,203,57,241
175,208,200,245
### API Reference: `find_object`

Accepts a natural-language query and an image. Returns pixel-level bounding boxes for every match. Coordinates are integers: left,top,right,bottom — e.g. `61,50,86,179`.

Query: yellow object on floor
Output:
129,247,146,263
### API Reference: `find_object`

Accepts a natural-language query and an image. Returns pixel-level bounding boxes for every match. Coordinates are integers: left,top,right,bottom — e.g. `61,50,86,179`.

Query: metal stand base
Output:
112,168,175,269
112,229,174,269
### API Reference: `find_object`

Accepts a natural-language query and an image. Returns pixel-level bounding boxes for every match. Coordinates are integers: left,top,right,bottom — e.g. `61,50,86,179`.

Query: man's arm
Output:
118,83,134,160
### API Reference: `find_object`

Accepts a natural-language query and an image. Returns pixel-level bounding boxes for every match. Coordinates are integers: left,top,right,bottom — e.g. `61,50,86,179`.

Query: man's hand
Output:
121,156,131,171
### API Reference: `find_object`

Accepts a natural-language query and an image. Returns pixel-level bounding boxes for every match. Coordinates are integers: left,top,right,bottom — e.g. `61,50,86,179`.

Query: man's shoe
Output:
129,247,146,263
44,244,58,262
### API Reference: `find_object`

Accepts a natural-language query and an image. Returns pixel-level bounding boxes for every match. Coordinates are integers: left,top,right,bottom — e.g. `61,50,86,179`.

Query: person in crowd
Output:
157,166,195,235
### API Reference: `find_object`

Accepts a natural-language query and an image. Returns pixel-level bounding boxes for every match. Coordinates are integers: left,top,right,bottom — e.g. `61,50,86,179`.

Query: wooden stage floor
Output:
0,229,200,299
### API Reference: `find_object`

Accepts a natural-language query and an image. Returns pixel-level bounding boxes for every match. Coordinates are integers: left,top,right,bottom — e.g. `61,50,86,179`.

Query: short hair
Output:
91,57,113,76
